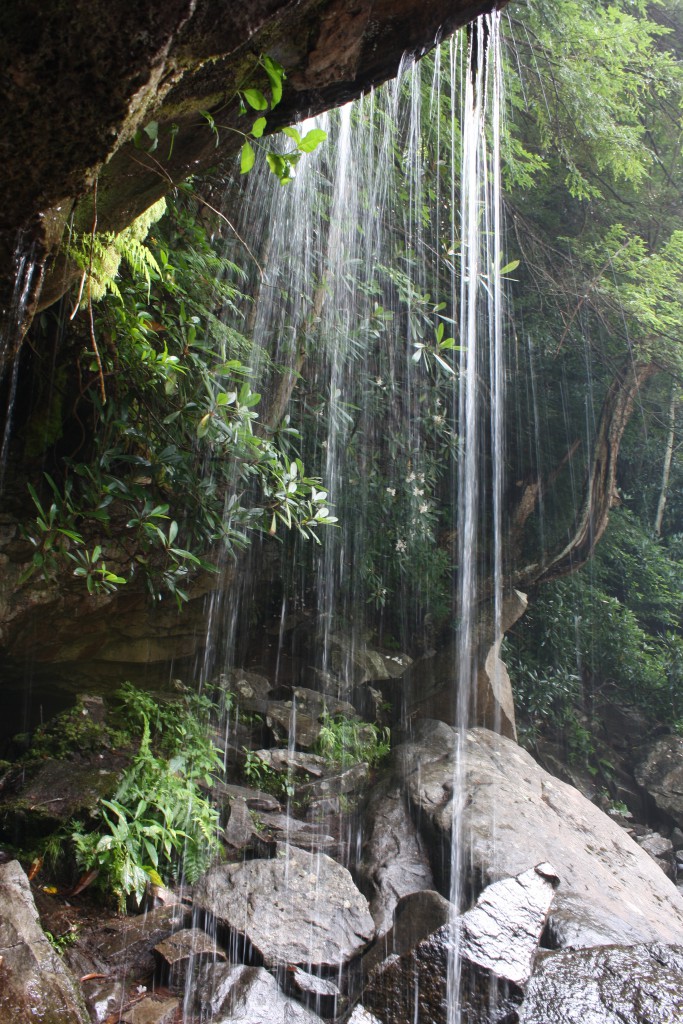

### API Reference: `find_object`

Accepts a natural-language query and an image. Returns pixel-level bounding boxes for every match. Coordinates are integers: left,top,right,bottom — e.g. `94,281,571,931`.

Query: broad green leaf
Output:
298,128,328,153
262,55,284,106
251,116,267,139
240,141,256,174
243,88,268,111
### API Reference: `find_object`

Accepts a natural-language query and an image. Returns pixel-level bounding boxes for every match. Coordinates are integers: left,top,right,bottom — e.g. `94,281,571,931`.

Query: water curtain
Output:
449,12,504,1022
213,9,505,1014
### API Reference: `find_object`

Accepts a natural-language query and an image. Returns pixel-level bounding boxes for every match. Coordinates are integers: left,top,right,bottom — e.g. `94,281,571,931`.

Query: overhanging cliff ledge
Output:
0,0,506,320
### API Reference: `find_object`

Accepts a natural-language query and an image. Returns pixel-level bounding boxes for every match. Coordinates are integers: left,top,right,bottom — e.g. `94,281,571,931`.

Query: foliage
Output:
45,926,80,955
25,192,336,605
30,699,123,760
314,713,390,767
507,510,683,738
45,684,224,909
242,749,295,800
66,199,167,305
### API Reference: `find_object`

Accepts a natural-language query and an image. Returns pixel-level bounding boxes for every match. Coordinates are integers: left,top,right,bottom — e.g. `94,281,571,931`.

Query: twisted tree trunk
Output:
515,361,659,589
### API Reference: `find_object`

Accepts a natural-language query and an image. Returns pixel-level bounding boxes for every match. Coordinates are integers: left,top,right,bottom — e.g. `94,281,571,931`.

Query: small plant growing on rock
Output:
242,749,295,799
314,713,390,767
43,684,224,909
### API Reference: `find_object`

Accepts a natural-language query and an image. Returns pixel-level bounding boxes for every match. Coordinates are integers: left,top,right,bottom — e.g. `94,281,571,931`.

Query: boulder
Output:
253,749,329,776
298,762,370,799
253,810,337,851
120,997,179,1024
193,844,375,968
81,978,126,1024
635,735,683,829
364,926,520,1024
519,942,683,1023
0,756,120,841
387,591,526,739
194,963,325,1023
153,926,226,987
394,724,683,948
0,859,90,1024
221,668,272,702
358,780,435,935
93,903,191,974
363,864,557,1024
459,863,559,987
636,831,675,880
265,701,323,748
286,965,345,1017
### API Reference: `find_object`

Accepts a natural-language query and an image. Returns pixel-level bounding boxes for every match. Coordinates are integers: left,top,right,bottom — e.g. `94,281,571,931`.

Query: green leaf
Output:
262,55,284,107
281,126,301,144
500,259,520,275
298,128,328,153
251,116,267,139
240,141,256,175
243,88,268,111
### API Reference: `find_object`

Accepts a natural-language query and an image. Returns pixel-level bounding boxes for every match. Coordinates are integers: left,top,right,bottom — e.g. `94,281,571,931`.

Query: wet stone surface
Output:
153,926,226,987
635,735,683,830
0,860,90,1024
358,780,435,935
363,864,555,1024
519,942,683,1023
460,863,560,987
363,923,523,1024
193,843,375,969
194,963,325,1024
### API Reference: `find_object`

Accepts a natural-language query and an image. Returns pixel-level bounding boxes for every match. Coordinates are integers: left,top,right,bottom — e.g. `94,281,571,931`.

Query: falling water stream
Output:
201,11,508,1021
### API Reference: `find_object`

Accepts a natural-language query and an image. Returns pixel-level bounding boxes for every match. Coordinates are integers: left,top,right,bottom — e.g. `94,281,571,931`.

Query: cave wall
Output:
0,0,506,323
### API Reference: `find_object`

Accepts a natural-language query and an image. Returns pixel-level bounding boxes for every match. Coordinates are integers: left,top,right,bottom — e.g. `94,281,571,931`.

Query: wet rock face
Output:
364,923,523,1024
0,860,90,1024
193,844,375,969
387,590,526,738
195,963,325,1024
460,863,560,987
519,943,683,1024
1,756,120,843
363,864,557,1024
394,724,683,948
635,735,683,829
358,780,435,935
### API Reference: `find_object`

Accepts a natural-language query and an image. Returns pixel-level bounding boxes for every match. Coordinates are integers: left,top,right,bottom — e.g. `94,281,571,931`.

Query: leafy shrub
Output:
45,684,224,909
314,713,390,767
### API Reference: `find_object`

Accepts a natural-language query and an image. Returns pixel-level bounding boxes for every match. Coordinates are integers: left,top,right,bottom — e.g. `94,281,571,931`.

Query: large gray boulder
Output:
0,859,90,1024
363,864,558,1024
194,963,325,1024
519,942,683,1023
193,844,375,968
358,780,435,935
635,735,683,829
394,723,683,948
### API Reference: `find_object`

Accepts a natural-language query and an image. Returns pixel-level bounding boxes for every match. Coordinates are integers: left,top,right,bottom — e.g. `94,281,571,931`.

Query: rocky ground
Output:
2,640,683,1023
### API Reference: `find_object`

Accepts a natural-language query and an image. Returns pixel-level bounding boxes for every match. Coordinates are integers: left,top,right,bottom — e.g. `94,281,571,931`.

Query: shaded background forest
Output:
2,0,683,776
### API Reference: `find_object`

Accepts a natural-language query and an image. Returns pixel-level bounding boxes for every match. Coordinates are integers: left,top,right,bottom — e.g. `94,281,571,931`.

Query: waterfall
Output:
449,13,505,1022
208,10,507,1018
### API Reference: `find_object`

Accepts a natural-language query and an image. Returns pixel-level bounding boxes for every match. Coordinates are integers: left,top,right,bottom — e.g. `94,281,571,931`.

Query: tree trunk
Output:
654,384,677,537
516,361,658,588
